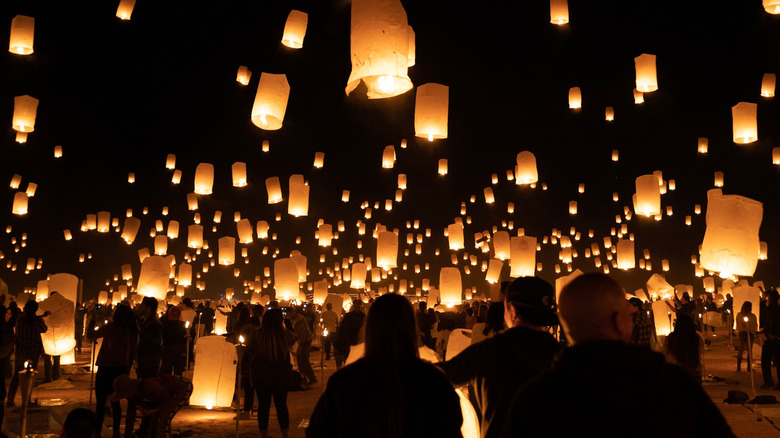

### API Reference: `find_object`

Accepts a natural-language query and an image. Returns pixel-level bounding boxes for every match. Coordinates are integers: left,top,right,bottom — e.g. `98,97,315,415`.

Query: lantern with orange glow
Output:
12,192,28,215
194,163,214,195
191,336,237,408
515,151,538,185
762,73,776,97
550,0,569,24
218,236,236,265
634,54,658,92
188,224,203,248
568,87,582,109
237,219,253,244
251,73,290,130
732,102,758,144
137,256,171,300
236,66,252,85
510,236,536,277
377,231,398,269
700,189,763,277
439,267,462,307
265,177,283,204
448,223,464,251
9,15,34,55
765,0,780,14
274,258,299,301
232,162,247,187
288,174,309,217
616,239,635,270
281,10,308,49
12,95,39,133
116,0,136,20
415,83,449,141
633,174,661,217
382,146,396,168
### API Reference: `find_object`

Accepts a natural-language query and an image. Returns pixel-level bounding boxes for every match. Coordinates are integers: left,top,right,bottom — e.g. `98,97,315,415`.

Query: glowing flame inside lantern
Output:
378,75,394,93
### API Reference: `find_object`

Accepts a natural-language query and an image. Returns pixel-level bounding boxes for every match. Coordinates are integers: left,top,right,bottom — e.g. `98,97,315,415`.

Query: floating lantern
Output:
415,83,449,141
382,145,396,168
713,171,724,187
116,0,136,20
313,280,328,305
698,137,708,154
568,201,577,215
484,188,495,204
448,223,464,250
634,174,661,217
236,66,252,86
438,159,448,175
12,192,28,215
236,219,253,244
256,221,269,239
700,189,763,277
191,336,237,408
617,239,635,270
40,293,77,360
54,145,62,158
485,258,503,284
732,102,758,144
274,258,299,301
773,148,780,165
154,235,168,255
377,231,398,269
120,217,140,244
313,152,325,168
440,267,462,307
346,0,414,99
97,211,111,233
165,154,176,169
634,54,658,92
568,87,582,109
188,224,203,248
550,0,569,24
265,177,285,204
493,231,510,260
762,73,776,97
760,241,768,260
194,163,214,195
633,89,644,104
605,106,614,121
218,236,235,265
318,224,333,247
510,236,536,277
281,10,308,49
515,151,538,185
251,73,290,130
9,15,34,55
12,95,39,133
232,162,247,187
350,263,367,289
765,0,780,14
652,300,673,336
288,174,309,217
137,256,171,300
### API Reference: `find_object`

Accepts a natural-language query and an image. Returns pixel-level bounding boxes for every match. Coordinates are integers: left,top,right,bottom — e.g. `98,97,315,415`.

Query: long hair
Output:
740,301,752,314
22,300,38,323
483,301,504,336
256,309,290,363
665,313,700,374
112,304,139,335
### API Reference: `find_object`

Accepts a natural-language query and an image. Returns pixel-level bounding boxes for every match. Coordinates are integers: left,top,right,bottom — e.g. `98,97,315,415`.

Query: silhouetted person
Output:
7,300,47,407
61,407,96,438
136,297,162,378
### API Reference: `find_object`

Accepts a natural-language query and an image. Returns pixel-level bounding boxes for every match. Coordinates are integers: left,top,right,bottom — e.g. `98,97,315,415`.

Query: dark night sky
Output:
1,0,779,301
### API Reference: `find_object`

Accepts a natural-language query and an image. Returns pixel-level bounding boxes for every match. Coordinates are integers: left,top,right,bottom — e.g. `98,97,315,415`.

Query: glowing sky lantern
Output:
568,87,582,109
633,174,661,217
732,102,758,144
165,154,176,169
651,300,673,336
515,151,538,185
218,236,236,265
438,159,448,175
550,0,569,24
439,267,462,307
318,224,333,247
40,292,77,358
700,189,763,277
616,239,635,270
193,163,214,195
187,224,203,248
121,217,140,244
232,162,247,187
377,230,398,269
448,222,465,250
414,83,449,141
510,236,536,277
732,286,761,330
12,95,39,133
382,145,396,168
765,0,780,14
116,0,136,20
121,264,133,281
9,15,34,55
288,174,309,217
762,73,776,97
137,256,171,300
178,263,192,287
350,263,367,289
290,251,308,282
236,219,253,244
251,73,290,130
492,231,510,260
274,257,299,301
634,53,658,92
12,192,28,215
265,177,283,204
633,89,644,104
485,258,504,284
154,235,167,255
313,280,328,305
190,336,236,408
346,0,414,99
256,220,270,239
313,152,325,168
281,10,308,49
236,66,252,85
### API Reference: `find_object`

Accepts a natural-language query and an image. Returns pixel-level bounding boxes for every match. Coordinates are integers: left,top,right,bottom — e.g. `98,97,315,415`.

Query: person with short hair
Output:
628,297,653,348
500,273,734,437
438,277,561,438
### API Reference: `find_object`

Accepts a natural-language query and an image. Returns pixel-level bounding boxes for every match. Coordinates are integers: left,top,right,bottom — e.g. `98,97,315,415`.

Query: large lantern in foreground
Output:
274,258,299,301
633,174,661,217
515,151,538,185
40,293,76,357
9,15,34,55
414,83,449,141
550,0,569,24
510,236,536,277
251,73,290,130
137,256,171,300
116,0,136,20
346,0,414,99
194,163,214,195
700,189,763,277
732,102,758,144
439,267,462,307
281,10,308,49
634,53,658,93
191,336,236,408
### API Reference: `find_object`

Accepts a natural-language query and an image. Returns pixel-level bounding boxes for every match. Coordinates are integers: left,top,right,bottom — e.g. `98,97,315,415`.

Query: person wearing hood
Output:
500,273,734,438
437,277,561,438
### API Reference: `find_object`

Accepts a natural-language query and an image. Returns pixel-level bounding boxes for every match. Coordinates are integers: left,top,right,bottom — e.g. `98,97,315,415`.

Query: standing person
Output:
320,303,338,360
628,297,654,348
136,297,163,378
500,273,734,437
664,314,705,380
87,304,138,438
761,289,780,389
160,306,187,376
200,300,215,335
7,300,47,408
333,300,366,369
416,301,435,349
470,302,504,345
0,308,14,429
290,306,317,387
736,301,758,372
74,302,86,354
111,373,192,438
245,309,296,438
438,277,561,438
306,293,463,438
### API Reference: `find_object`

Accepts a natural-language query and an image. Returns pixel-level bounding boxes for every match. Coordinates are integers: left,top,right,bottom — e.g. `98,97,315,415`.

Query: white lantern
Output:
9,15,34,55
236,66,252,86
281,10,308,49
288,174,309,217
732,102,758,144
633,174,661,217
616,239,635,270
12,95,39,132
251,73,290,130
116,0,136,20
236,219,253,244
415,83,449,141
510,236,536,277
515,151,538,185
232,162,247,187
700,189,763,277
194,163,214,195
265,177,283,204
634,53,658,92
190,336,237,408
439,267,462,307
274,258,299,301
12,192,28,215
218,236,236,266
188,224,203,248
377,231,398,269
137,256,171,300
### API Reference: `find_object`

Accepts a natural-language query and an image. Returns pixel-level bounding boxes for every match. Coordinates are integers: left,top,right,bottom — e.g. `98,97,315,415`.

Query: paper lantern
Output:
154,235,167,255
187,224,203,248
194,163,214,195
116,0,136,20
118,217,139,244
12,192,28,215
634,54,658,92
732,102,758,144
256,221,270,239
382,145,396,168
318,224,333,247
236,66,252,86
568,87,582,109
377,231,398,269
265,177,283,204
251,73,290,130
438,159,448,175
342,190,350,202
191,336,237,408
274,258,299,301
346,0,414,99
164,154,176,170
510,236,536,277
313,280,329,305
568,201,577,215
700,189,763,277
604,106,615,121
12,95,39,132
233,219,252,244
288,174,309,217
350,263,367,289
439,267,462,307
633,174,661,217
53,145,63,158
281,10,308,49
765,0,780,14
218,236,236,266
313,152,325,168
415,83,449,141
492,231,510,260
9,15,34,55
550,0,569,24
166,221,179,239
232,162,247,187
448,223,464,250
633,89,644,104
485,258,504,284
121,264,133,281
291,252,307,282
484,188,495,204
698,137,708,154
713,171,724,187
616,239,635,270
652,300,673,337
515,151,538,185
137,256,171,300
760,241,768,260
762,73,776,97
702,277,715,293
177,263,192,287
40,293,76,357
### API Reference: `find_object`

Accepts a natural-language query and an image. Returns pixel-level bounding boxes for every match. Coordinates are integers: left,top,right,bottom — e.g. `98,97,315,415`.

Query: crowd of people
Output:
0,272,777,437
